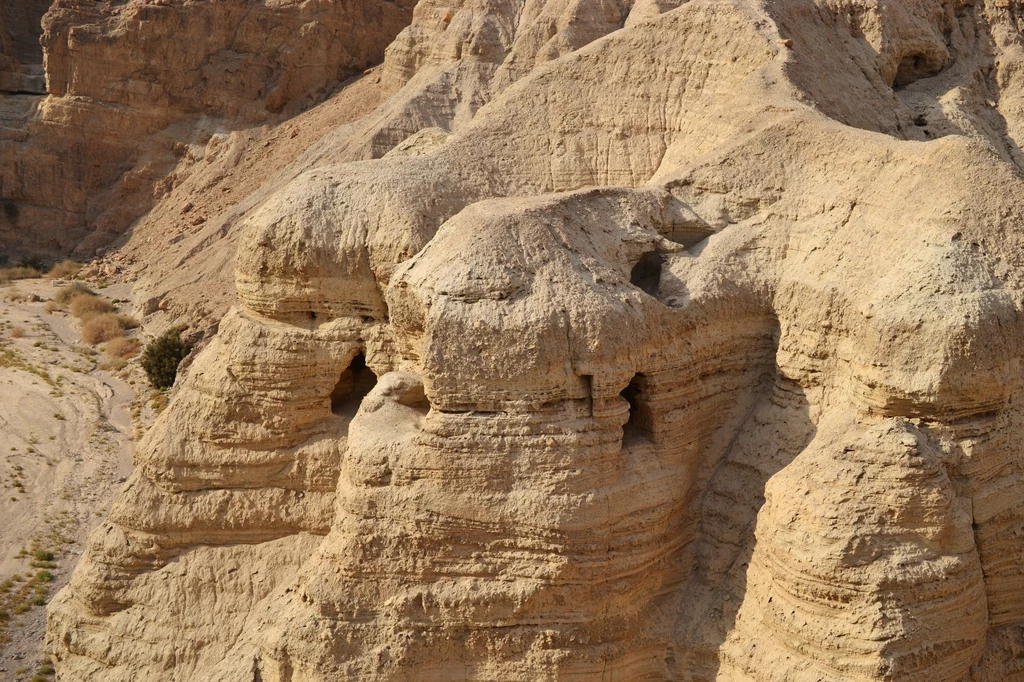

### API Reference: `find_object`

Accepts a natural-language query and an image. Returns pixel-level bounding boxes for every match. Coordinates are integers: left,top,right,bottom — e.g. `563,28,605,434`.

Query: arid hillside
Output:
1,0,1024,681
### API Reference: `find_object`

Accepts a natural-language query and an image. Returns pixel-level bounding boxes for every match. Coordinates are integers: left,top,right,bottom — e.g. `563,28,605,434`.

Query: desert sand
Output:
0,279,134,679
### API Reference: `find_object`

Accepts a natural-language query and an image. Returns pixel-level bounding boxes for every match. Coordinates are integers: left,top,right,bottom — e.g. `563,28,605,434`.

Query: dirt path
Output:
0,279,137,680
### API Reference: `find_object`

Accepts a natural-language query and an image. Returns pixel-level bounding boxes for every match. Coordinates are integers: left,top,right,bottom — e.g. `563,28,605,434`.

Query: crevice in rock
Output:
330,352,378,416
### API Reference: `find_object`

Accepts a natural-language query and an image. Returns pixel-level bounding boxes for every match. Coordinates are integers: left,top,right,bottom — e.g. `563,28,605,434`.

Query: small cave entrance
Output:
330,352,378,416
620,373,653,442
893,52,947,90
630,251,663,297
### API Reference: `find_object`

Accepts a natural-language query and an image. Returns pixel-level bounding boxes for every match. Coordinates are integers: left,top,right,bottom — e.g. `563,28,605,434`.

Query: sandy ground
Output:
0,279,138,680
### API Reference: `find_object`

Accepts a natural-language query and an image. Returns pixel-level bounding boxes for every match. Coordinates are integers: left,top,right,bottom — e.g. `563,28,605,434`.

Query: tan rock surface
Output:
25,0,1024,681
0,0,414,263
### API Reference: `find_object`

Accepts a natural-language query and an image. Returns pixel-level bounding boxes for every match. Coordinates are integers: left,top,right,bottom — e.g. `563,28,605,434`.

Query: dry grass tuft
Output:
0,267,42,284
46,260,82,279
104,336,140,359
11,326,25,338
81,313,125,345
116,314,140,330
43,300,62,313
6,289,27,303
69,295,114,322
53,283,95,305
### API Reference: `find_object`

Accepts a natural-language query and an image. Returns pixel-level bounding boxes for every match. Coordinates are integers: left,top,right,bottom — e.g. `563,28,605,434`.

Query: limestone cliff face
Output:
0,0,49,63
40,0,1024,680
0,1,47,96
42,0,412,120
0,0,414,261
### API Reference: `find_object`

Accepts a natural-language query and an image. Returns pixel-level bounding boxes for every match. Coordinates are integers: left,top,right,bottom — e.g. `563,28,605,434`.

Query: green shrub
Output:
141,326,192,389
19,255,46,271
36,570,53,583
33,550,54,562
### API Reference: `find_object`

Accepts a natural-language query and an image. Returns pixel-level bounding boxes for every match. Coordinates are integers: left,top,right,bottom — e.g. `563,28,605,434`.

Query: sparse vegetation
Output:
69,295,114,322
116,314,140,330
53,283,94,305
46,260,82,279
19,255,46,271
0,266,42,284
81,313,126,345
104,336,140,359
141,326,192,389
0,252,137,663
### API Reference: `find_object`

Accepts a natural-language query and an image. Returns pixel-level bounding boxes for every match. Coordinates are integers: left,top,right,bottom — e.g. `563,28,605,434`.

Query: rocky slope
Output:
0,0,414,262
2,0,1022,680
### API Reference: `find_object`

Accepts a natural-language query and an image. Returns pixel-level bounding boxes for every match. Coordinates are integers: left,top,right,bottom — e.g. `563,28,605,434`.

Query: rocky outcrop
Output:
0,0,49,64
0,0,414,262
42,0,414,121
41,0,1024,680
0,1,47,94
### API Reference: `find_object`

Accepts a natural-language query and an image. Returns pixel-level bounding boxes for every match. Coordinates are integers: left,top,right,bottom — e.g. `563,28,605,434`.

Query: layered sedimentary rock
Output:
0,0,414,261
42,0,1024,680
0,0,48,94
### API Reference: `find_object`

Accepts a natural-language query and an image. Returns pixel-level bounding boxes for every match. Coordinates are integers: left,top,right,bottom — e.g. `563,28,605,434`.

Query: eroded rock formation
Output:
0,0,414,261
0,0,48,94
37,0,1024,680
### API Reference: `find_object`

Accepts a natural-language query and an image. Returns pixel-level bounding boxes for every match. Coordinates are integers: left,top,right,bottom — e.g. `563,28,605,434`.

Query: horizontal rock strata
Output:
42,0,1024,680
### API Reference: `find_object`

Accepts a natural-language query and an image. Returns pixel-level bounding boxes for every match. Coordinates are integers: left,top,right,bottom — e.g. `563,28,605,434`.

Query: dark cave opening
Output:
893,52,947,90
620,373,653,440
331,352,377,415
630,251,663,296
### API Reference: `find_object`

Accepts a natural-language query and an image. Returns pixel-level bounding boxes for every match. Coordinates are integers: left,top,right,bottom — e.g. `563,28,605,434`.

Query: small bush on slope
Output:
141,326,192,389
